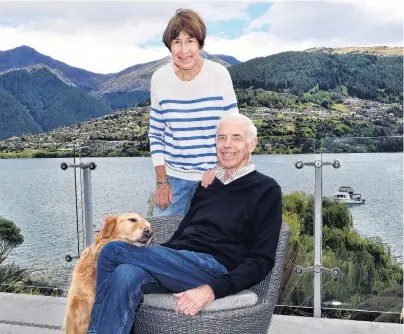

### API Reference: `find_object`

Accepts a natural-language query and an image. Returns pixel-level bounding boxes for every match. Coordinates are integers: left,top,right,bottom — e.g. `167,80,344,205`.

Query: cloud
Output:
0,1,402,74
0,2,250,34
0,1,251,73
212,0,403,63
0,24,170,73
248,1,403,46
205,31,315,62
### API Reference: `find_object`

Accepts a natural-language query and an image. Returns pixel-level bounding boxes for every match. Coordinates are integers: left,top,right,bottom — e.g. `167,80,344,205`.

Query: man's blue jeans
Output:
86,242,227,334
153,175,200,216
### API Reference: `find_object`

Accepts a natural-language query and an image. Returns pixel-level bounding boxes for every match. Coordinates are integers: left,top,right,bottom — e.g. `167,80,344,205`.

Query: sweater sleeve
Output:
148,76,166,167
208,185,282,299
220,67,239,115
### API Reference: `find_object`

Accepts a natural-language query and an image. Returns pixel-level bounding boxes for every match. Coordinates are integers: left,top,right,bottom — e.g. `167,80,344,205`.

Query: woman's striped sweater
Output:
148,59,239,181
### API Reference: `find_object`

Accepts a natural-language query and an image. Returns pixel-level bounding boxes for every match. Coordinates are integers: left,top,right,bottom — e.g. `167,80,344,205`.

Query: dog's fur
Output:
63,212,152,334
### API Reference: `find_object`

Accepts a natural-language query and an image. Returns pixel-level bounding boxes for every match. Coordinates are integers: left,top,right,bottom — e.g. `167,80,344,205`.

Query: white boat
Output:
333,186,365,204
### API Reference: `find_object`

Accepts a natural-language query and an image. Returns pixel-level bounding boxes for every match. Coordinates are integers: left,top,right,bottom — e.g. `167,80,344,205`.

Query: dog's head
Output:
95,212,152,247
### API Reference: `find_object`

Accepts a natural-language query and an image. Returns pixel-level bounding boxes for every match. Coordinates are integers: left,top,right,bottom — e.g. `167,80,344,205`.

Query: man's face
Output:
170,31,201,70
216,119,257,170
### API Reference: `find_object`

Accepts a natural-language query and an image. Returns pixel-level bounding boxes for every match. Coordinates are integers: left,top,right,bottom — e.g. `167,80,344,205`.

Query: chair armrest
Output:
145,216,183,245
250,222,290,303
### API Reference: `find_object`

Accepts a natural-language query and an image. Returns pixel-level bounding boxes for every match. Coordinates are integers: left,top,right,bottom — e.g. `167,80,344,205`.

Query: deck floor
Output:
0,293,402,334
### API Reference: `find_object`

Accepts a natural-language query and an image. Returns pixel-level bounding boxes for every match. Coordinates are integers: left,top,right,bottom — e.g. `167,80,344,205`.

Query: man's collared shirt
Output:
215,163,256,185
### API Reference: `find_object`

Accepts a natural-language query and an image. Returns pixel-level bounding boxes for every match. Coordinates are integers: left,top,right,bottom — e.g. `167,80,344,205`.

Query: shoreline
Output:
1,148,403,160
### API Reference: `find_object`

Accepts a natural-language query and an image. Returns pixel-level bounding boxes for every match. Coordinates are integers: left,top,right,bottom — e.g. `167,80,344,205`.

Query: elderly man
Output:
87,113,282,334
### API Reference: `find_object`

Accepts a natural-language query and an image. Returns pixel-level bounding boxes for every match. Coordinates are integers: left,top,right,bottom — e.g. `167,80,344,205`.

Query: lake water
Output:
0,153,402,275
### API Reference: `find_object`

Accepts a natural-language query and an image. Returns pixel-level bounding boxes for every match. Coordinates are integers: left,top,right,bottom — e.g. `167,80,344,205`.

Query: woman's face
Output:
170,31,201,70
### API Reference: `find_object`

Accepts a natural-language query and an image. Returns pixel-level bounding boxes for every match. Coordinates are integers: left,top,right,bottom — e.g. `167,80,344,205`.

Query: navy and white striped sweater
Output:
148,59,239,180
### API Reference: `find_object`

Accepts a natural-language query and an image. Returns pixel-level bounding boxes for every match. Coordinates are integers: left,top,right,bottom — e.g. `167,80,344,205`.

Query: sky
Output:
0,0,402,74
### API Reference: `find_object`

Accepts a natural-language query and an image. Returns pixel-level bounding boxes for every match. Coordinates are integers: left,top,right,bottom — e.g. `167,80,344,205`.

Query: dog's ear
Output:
96,216,118,243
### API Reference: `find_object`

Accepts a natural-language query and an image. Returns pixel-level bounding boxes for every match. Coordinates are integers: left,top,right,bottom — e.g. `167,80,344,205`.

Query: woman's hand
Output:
154,183,173,209
201,167,217,188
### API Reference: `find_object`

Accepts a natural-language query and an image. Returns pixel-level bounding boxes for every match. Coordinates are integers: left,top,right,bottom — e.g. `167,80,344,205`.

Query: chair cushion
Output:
142,289,258,312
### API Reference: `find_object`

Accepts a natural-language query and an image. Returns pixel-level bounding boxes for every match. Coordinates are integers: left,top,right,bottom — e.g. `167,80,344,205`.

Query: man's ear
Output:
249,137,258,153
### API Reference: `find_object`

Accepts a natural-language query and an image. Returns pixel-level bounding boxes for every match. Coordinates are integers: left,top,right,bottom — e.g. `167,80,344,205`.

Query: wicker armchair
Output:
132,216,290,334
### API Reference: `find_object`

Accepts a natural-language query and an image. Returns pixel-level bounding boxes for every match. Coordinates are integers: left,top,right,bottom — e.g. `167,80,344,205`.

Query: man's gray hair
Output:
217,113,257,141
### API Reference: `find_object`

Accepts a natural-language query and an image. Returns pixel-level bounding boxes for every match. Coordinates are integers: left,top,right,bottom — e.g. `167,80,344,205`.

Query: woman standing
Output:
149,8,239,216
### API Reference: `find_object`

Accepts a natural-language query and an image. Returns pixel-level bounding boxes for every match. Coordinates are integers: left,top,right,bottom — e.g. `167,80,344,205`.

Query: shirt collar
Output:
216,163,256,185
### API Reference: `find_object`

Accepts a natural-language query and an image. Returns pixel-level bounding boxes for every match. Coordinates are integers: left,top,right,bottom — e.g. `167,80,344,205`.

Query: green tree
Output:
279,192,403,320
0,217,24,264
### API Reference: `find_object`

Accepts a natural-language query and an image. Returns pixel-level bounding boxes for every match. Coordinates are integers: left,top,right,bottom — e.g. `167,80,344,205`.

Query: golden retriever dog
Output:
63,212,152,334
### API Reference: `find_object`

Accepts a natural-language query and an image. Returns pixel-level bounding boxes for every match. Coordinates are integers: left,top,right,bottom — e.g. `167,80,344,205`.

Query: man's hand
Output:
154,183,173,209
173,285,215,316
201,168,217,188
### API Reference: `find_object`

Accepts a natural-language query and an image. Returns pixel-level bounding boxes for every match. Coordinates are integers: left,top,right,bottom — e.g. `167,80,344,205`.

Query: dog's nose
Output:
143,228,153,238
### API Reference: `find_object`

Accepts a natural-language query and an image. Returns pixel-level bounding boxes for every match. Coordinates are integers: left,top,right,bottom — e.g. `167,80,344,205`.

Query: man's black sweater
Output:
161,171,282,299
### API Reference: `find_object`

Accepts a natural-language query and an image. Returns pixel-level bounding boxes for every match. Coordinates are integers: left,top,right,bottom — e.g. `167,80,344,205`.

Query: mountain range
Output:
0,45,402,140
0,46,239,139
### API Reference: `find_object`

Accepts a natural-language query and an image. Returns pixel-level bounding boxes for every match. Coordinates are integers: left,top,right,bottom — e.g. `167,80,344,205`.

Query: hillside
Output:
1,94,402,158
0,65,112,140
305,46,403,56
229,51,403,104
0,87,43,139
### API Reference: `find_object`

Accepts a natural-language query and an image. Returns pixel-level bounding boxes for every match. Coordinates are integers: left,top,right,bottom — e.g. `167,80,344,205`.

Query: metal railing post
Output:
294,159,342,318
60,160,97,261
314,161,323,318
82,167,94,247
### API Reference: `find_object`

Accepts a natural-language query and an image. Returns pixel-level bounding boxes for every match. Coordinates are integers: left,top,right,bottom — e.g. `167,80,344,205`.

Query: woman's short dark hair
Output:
162,9,206,50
